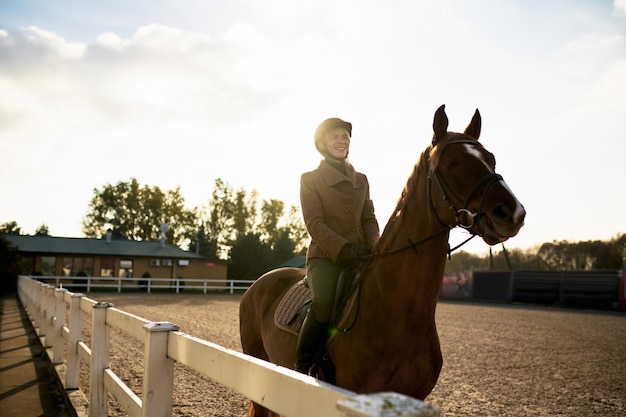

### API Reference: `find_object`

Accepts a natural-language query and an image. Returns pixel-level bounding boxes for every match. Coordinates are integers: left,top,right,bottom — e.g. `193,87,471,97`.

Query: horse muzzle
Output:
470,176,526,245
477,194,526,245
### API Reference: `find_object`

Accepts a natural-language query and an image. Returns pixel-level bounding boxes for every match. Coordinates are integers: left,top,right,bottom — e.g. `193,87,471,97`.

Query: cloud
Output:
0,24,288,137
615,0,626,15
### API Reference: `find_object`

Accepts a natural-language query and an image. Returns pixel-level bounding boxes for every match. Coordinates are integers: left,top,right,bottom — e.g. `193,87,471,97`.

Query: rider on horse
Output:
295,117,380,375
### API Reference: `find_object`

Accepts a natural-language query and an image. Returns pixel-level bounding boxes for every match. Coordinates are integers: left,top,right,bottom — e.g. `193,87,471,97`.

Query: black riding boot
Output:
294,311,328,375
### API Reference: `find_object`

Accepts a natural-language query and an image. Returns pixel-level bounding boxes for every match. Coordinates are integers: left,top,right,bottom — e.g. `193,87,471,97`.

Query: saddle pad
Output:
274,279,311,336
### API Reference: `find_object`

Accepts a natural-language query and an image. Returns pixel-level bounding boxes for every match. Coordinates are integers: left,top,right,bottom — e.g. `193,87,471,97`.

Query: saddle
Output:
273,269,361,337
274,278,311,335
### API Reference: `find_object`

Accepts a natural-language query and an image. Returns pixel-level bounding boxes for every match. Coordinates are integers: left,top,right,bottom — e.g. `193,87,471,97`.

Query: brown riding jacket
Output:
300,159,380,262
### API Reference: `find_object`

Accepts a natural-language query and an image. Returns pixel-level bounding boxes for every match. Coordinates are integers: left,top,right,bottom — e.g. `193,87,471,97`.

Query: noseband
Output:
428,139,502,230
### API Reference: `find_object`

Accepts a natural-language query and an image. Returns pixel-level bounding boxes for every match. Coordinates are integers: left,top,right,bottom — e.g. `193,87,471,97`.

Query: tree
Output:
0,221,21,235
608,234,626,269
188,221,219,261
233,188,258,239
82,178,195,247
257,200,309,255
259,199,284,248
228,233,274,281
445,250,487,273
271,228,297,265
284,204,310,255
35,224,49,236
205,178,236,259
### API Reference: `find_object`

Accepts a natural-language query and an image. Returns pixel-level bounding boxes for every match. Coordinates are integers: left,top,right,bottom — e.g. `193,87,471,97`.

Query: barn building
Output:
5,234,227,285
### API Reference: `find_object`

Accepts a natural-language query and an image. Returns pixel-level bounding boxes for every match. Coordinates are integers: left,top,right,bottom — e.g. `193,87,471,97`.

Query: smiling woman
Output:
294,116,380,375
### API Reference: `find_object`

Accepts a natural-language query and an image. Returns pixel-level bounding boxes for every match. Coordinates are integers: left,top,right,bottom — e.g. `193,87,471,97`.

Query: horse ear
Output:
432,104,448,144
464,109,481,140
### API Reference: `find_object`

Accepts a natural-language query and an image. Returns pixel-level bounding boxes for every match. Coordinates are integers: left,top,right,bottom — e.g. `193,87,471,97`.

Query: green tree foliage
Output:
227,233,275,281
536,237,624,270
445,250,488,273
271,228,297,265
258,200,309,255
205,178,236,258
0,221,21,235
285,204,310,255
446,235,625,273
233,189,258,239
81,178,195,247
259,199,284,248
35,224,49,236
188,220,219,261
193,179,309,266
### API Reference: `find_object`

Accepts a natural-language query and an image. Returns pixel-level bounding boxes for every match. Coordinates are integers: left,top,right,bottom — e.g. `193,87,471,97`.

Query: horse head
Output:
429,105,525,245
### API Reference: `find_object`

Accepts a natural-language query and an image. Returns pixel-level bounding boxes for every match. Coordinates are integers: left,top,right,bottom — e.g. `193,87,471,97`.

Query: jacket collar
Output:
318,159,359,187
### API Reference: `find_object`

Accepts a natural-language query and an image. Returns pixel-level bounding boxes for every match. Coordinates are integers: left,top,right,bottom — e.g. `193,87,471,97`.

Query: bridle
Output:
428,139,503,231
361,138,503,261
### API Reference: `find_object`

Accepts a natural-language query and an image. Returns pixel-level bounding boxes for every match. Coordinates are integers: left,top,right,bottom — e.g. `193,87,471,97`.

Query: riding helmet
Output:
314,117,352,156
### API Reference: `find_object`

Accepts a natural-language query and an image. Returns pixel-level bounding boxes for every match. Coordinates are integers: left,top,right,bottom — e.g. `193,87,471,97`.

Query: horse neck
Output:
368,149,450,311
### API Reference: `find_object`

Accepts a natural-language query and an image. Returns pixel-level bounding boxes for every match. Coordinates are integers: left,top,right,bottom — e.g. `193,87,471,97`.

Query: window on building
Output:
150,259,160,267
18,256,36,275
100,258,114,277
119,260,133,278
41,256,56,275
162,259,172,267
62,257,94,276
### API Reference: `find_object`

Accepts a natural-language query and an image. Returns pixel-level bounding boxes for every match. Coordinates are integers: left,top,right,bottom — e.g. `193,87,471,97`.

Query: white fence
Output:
17,276,439,417
29,275,256,294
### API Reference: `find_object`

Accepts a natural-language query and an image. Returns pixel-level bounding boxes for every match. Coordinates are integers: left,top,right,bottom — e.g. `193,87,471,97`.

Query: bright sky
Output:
1,0,625,255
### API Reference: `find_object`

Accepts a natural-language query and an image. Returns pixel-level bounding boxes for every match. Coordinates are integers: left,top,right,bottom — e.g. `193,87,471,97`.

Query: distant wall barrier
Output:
472,270,623,310
25,275,256,294
17,275,439,417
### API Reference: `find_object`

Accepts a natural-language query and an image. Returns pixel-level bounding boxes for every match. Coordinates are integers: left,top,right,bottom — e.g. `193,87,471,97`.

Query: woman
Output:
295,117,380,375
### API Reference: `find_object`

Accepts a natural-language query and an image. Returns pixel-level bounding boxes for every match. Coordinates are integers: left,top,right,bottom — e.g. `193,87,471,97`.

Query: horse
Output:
239,105,526,416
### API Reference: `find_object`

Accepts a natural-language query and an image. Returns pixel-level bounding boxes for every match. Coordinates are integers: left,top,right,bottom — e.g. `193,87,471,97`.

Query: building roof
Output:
276,256,306,269
6,235,205,259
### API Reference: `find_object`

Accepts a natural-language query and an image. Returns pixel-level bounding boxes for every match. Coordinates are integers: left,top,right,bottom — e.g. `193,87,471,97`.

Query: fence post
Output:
45,284,57,348
142,322,179,417
39,284,52,347
34,283,45,340
89,301,113,417
52,288,68,364
66,292,84,389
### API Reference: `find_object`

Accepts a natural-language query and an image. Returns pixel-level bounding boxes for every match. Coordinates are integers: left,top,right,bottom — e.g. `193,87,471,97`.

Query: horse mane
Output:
375,136,449,253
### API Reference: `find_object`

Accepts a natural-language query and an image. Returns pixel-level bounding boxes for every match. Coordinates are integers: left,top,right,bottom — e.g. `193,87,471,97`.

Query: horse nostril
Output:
492,205,512,221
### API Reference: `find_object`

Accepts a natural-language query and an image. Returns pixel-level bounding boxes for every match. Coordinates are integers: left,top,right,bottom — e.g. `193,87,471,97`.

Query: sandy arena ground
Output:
80,292,626,417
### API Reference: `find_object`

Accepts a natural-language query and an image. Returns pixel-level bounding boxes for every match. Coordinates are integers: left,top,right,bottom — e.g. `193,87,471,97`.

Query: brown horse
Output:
239,105,526,416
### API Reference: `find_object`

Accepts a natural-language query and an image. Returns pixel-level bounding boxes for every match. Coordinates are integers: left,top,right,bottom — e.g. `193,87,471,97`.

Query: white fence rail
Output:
27,275,256,294
17,275,439,417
